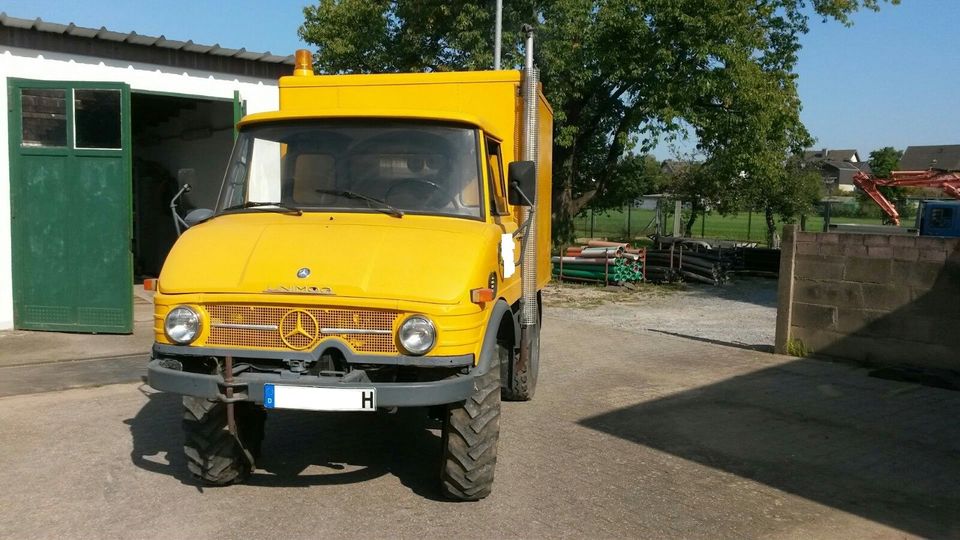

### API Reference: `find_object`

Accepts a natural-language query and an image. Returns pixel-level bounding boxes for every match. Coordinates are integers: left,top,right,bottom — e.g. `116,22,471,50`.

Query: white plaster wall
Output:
0,45,282,330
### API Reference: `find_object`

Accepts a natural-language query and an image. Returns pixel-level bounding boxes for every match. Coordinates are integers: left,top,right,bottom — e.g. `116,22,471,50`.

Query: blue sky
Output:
3,1,957,160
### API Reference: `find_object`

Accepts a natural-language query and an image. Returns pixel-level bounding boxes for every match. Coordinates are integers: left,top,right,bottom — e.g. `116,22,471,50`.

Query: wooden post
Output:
672,200,683,237
626,204,632,239
775,225,798,354
558,245,564,287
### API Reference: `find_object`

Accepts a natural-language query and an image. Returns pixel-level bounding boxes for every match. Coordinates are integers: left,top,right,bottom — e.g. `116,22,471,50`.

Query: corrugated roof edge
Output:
0,12,295,65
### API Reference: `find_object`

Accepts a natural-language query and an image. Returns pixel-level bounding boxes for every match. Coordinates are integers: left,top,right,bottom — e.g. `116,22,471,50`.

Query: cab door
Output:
484,136,522,285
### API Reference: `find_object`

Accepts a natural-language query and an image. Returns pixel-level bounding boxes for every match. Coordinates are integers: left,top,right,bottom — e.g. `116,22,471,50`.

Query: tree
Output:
862,146,907,219
660,161,710,237
869,146,902,178
300,0,898,244
760,157,822,245
585,153,664,211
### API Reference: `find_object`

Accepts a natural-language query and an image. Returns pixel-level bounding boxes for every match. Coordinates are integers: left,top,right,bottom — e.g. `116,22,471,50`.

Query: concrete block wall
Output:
775,225,960,370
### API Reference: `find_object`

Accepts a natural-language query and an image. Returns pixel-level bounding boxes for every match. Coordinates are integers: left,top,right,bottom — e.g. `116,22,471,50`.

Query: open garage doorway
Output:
130,92,235,279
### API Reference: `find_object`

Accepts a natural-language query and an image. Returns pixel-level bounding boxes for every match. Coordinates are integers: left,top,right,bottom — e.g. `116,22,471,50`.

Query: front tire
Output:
440,341,502,500
182,397,264,485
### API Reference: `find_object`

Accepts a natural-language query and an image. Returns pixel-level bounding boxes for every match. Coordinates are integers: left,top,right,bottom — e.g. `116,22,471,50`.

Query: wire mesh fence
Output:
572,206,893,244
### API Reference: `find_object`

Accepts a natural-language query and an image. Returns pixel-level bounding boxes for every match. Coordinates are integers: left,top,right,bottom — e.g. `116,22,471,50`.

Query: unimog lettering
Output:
263,285,335,295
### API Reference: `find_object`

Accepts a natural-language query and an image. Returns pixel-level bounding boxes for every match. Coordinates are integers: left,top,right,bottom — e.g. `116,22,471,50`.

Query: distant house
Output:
899,145,960,172
660,159,698,177
801,148,862,193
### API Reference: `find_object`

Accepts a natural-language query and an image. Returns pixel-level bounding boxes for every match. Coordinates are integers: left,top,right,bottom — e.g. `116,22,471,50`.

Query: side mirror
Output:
508,161,536,206
184,208,214,227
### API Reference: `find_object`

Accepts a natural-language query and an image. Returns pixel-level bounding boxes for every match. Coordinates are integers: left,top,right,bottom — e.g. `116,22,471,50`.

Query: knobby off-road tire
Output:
182,397,265,485
440,342,502,501
501,321,540,402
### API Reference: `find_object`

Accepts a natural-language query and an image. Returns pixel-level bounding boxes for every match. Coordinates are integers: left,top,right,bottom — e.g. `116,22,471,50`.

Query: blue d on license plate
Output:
263,385,376,411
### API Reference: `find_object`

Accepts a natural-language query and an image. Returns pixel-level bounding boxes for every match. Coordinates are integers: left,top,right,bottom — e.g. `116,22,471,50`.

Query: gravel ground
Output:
543,277,778,351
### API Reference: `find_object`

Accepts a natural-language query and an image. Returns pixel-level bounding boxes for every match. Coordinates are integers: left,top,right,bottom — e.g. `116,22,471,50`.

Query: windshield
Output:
216,120,483,219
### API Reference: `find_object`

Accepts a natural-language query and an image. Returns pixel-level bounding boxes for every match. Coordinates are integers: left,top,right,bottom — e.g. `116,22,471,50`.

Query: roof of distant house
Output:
803,148,860,162
660,159,699,175
821,160,860,172
899,145,960,172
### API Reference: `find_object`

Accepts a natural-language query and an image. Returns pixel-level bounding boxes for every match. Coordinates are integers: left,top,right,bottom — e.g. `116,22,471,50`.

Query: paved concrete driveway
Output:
1,317,957,538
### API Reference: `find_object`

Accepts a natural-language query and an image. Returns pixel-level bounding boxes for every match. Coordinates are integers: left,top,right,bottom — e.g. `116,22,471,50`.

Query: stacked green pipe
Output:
551,243,644,284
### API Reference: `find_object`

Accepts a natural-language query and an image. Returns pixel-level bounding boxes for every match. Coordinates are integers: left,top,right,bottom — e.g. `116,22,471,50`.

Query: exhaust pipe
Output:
519,24,539,367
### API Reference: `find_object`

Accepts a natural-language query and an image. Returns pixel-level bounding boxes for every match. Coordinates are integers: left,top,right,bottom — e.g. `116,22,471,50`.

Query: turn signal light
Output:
143,278,158,291
470,288,495,304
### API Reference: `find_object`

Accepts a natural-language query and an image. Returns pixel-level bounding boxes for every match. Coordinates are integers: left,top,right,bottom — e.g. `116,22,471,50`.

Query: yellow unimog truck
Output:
147,34,551,500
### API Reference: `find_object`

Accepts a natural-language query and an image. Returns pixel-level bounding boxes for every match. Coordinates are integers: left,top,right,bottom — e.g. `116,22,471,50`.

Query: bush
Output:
786,338,809,358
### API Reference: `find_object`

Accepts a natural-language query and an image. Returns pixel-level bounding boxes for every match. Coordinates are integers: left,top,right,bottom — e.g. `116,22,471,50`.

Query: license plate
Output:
263,384,376,412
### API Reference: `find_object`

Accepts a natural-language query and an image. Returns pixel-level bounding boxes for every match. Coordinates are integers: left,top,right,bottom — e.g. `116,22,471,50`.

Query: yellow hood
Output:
158,213,498,305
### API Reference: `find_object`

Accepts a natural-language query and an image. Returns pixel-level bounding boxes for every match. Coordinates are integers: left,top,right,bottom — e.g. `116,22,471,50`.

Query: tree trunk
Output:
764,206,776,247
683,203,700,237
552,145,580,246
553,183,576,245
552,167,598,245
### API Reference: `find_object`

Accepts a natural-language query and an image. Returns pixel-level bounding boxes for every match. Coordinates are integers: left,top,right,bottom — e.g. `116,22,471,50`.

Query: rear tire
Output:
502,321,539,401
440,341,502,501
182,397,264,485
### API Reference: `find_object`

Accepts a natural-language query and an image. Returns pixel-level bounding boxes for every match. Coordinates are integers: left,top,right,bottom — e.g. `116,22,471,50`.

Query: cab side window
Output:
486,138,509,215
931,207,954,229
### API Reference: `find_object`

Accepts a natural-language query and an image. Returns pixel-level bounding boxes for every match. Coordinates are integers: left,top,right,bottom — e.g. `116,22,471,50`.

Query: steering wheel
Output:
385,178,460,210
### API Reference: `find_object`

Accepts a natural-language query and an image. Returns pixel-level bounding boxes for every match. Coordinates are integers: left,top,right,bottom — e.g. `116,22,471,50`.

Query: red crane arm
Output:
852,170,960,227
853,171,902,225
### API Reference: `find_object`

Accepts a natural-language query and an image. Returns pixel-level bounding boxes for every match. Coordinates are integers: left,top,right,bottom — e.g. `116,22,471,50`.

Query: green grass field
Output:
572,208,900,244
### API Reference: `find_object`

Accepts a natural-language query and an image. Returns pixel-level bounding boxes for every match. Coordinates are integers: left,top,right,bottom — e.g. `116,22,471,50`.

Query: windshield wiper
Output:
315,189,404,218
221,201,303,216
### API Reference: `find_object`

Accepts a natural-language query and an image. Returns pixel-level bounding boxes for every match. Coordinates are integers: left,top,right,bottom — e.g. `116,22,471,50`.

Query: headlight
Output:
165,306,201,344
398,315,436,355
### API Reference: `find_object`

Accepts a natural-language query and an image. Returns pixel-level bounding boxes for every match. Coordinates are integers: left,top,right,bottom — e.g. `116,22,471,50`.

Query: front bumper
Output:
148,300,510,408
147,359,477,407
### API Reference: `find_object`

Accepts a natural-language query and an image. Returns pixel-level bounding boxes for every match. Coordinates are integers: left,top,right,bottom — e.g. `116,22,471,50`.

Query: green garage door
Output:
8,79,133,333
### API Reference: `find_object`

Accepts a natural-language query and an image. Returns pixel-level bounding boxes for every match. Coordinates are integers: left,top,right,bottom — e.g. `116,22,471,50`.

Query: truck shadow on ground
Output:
126,389,448,500
578,359,960,538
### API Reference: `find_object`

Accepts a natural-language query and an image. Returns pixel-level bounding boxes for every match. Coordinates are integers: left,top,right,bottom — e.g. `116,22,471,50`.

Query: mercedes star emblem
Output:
279,309,320,350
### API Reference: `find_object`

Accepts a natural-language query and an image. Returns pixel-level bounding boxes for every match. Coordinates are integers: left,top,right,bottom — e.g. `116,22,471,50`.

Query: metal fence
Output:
572,207,771,243
570,205,898,244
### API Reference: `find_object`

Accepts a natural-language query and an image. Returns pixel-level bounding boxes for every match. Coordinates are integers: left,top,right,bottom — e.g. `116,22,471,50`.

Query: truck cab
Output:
147,50,552,500
917,200,960,237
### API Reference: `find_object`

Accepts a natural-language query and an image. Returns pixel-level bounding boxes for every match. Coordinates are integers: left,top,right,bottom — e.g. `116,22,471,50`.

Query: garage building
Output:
0,14,294,333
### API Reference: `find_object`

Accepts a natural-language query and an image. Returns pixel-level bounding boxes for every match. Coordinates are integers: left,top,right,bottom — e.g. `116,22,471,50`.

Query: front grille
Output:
205,304,398,353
